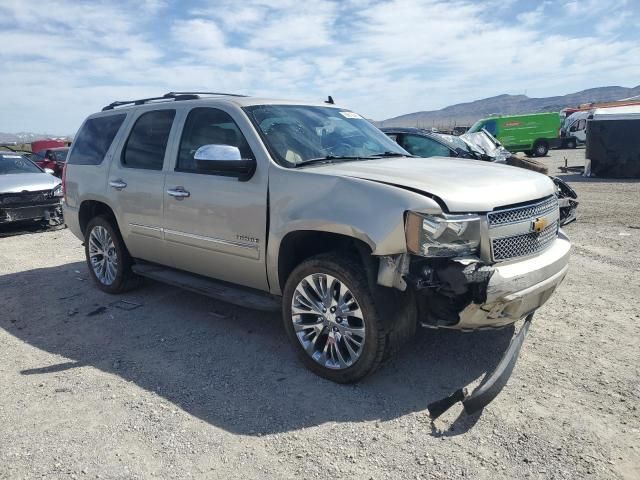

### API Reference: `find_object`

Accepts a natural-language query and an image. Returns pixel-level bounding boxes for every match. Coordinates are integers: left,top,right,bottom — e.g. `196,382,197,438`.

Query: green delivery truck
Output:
468,112,561,157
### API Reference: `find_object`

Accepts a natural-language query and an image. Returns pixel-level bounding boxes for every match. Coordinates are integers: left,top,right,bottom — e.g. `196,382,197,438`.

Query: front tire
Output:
532,140,549,157
282,253,387,383
84,215,139,294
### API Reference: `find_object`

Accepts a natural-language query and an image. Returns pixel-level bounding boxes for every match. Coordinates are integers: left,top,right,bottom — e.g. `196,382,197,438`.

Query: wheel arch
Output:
78,199,119,236
275,229,375,293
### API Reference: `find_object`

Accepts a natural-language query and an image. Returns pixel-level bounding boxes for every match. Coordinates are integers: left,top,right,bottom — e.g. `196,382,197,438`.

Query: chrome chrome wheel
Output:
291,273,366,370
88,225,118,285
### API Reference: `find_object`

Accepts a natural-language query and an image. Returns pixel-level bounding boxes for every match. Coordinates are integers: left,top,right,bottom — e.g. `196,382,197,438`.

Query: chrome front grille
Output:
487,196,560,262
491,221,559,261
488,196,558,227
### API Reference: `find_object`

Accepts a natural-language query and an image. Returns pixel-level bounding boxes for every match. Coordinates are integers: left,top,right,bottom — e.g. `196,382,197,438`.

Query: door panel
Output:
163,107,269,290
107,109,176,264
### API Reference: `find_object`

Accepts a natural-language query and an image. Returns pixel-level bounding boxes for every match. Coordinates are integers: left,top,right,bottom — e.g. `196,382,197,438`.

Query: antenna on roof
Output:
325,95,335,105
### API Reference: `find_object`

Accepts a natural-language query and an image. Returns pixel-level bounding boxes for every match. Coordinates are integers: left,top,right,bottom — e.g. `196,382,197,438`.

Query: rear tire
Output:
84,215,140,294
565,138,577,149
282,253,387,383
532,140,549,157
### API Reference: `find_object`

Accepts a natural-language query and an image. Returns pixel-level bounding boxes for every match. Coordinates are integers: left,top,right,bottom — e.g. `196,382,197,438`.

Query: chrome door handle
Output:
167,187,190,199
109,179,127,190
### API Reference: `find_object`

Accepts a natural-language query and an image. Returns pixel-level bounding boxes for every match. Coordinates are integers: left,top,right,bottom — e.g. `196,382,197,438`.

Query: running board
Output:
131,262,280,312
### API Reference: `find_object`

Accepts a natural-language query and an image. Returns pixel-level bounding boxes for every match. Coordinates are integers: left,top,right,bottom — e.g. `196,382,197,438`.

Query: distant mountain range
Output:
3,85,640,142
0,131,72,145
377,85,640,128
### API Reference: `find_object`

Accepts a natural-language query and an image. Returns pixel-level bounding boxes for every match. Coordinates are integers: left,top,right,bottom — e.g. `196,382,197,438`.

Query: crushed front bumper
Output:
456,232,570,329
404,231,570,330
0,203,63,224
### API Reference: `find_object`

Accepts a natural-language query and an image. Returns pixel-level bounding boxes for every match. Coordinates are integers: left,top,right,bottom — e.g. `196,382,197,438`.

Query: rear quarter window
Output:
67,114,127,165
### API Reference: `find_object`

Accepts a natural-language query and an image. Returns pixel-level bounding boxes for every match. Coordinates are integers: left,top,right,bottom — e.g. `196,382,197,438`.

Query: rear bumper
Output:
62,202,83,240
455,232,570,329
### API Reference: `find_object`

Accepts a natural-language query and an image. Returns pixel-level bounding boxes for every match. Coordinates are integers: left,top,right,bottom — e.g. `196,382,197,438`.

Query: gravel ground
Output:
1,148,638,480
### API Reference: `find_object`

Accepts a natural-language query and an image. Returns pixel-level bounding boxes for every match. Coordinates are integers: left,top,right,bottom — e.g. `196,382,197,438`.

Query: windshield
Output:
0,154,42,174
50,149,69,162
436,133,479,154
243,105,408,167
468,120,483,133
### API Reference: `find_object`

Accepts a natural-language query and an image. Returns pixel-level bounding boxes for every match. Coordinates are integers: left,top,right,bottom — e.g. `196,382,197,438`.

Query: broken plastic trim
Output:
552,176,579,226
427,313,533,420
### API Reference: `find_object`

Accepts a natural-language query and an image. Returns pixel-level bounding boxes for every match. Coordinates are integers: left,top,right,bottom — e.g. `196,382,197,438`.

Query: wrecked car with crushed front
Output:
382,127,579,226
0,151,63,226
63,94,570,414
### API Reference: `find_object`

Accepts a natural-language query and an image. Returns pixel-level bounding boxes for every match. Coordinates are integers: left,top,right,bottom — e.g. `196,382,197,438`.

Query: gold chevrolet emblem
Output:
532,217,548,232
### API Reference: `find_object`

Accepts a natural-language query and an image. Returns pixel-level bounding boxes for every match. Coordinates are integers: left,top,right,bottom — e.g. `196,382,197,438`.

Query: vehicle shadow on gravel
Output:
0,221,66,238
2,262,513,436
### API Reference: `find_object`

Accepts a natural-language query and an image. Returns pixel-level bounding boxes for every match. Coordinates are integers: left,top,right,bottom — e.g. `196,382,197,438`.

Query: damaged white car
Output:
0,151,63,226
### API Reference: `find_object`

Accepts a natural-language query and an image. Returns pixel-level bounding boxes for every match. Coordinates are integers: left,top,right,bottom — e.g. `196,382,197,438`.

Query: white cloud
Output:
0,0,639,133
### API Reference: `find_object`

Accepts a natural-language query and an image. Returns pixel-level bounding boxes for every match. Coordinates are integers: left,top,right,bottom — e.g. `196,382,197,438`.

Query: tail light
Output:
61,163,68,203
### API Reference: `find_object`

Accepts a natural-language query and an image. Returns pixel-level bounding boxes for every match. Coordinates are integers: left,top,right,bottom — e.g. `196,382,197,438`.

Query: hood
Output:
0,172,61,194
461,131,510,163
304,157,555,212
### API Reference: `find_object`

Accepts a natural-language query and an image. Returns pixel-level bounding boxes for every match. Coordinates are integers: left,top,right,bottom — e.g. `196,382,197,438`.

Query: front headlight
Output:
405,211,480,257
52,184,63,197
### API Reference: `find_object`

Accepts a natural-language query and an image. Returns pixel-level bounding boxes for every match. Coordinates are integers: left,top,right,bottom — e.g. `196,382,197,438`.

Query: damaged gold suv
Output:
63,93,570,412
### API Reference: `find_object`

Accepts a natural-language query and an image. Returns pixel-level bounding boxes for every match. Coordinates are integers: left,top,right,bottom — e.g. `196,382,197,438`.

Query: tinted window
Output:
401,135,451,158
122,110,175,170
51,149,69,162
67,114,126,165
177,108,254,172
0,153,42,174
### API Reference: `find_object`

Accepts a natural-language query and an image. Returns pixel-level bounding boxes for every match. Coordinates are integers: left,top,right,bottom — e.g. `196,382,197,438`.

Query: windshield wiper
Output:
295,155,374,167
370,151,415,158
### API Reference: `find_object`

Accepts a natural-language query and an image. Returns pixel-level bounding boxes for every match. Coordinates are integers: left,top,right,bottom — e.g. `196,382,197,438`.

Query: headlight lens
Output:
53,184,63,197
405,211,480,257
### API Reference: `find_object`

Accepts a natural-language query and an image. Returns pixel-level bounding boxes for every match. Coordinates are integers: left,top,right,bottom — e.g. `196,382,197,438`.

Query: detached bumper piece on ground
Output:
428,314,533,420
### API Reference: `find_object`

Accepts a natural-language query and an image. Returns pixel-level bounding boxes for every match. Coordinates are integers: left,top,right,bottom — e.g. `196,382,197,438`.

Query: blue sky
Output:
1,0,639,134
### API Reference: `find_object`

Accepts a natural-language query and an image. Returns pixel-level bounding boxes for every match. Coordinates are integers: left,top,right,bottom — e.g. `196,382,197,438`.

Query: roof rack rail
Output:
164,91,248,98
101,91,248,111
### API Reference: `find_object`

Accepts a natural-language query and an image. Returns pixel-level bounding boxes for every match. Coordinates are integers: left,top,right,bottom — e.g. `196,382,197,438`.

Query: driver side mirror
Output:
194,145,256,181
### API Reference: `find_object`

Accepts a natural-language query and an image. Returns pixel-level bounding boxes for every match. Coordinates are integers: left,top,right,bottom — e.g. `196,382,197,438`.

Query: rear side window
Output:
122,110,176,170
401,134,451,158
67,114,126,165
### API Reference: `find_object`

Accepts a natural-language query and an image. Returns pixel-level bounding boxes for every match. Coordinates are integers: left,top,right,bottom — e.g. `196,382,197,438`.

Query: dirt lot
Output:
1,148,638,480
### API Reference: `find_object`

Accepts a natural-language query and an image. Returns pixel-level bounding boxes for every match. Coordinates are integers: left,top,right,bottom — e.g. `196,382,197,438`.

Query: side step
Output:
131,262,281,312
